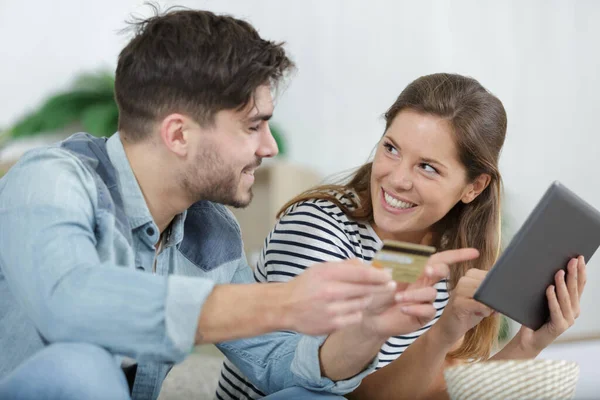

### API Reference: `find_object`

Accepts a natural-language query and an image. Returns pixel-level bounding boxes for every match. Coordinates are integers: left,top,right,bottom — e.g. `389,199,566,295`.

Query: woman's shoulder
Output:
276,191,379,252
281,190,361,225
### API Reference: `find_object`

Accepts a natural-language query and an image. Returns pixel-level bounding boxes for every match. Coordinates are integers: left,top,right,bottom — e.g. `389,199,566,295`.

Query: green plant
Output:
270,123,287,155
498,314,511,342
5,71,118,141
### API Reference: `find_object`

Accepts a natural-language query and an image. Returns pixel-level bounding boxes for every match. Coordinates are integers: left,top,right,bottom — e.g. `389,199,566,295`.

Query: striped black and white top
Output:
215,196,449,400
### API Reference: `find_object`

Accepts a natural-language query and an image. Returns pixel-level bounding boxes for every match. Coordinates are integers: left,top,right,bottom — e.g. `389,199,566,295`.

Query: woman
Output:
216,73,586,400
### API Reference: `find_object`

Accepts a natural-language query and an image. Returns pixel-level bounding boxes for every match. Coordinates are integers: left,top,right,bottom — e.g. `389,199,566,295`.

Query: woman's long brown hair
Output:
278,73,507,361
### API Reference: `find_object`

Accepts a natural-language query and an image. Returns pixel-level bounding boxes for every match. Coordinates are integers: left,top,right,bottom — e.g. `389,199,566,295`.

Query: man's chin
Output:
227,190,253,209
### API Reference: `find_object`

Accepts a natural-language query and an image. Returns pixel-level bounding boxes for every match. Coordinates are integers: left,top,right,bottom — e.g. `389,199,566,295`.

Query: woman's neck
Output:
371,223,433,246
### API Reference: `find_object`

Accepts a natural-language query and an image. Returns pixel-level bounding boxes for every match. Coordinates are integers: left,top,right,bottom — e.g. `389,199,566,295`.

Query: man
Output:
0,8,446,400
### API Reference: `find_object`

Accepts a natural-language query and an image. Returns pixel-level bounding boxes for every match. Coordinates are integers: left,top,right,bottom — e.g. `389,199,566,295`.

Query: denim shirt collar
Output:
106,133,186,247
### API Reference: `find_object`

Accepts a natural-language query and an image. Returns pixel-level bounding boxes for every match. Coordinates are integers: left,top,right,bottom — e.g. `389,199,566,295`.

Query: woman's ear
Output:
462,174,491,204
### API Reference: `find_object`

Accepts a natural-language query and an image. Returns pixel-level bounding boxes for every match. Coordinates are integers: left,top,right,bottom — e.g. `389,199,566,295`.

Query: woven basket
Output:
443,359,579,400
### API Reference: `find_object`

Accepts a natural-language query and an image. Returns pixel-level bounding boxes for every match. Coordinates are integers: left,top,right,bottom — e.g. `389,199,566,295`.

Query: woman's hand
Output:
431,268,493,347
514,256,586,355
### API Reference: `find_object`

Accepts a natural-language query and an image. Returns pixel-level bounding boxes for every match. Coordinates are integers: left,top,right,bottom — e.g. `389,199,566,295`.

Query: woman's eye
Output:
249,125,260,131
383,142,399,156
420,163,438,174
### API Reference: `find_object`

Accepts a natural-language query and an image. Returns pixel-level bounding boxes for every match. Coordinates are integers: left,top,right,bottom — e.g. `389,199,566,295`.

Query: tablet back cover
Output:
474,181,600,330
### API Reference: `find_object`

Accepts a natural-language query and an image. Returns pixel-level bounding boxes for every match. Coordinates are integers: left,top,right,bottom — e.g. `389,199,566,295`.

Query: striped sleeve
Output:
254,201,356,283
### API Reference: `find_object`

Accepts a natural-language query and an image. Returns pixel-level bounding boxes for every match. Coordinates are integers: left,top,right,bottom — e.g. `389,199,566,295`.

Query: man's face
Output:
181,85,278,207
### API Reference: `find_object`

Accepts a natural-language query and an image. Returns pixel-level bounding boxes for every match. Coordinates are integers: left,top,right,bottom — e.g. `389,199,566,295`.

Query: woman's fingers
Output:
415,263,450,287
425,263,450,279
429,248,480,266
554,269,574,324
547,285,568,332
566,258,580,318
577,255,587,300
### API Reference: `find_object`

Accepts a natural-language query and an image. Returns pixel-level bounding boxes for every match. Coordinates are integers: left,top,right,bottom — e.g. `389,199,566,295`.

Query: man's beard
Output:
181,146,258,208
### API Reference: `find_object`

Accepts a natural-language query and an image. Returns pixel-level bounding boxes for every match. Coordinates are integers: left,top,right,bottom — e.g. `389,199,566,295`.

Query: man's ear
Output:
461,173,491,203
159,113,192,157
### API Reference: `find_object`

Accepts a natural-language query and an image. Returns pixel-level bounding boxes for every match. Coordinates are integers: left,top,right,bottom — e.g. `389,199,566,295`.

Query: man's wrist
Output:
195,283,291,344
261,282,293,332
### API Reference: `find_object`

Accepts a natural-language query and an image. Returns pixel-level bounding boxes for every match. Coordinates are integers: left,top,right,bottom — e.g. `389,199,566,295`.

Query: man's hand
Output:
280,259,398,335
196,260,394,344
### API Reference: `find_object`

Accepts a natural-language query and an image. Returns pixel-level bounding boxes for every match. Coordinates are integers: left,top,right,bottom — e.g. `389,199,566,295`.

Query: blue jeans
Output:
263,387,345,399
0,342,131,400
0,343,346,400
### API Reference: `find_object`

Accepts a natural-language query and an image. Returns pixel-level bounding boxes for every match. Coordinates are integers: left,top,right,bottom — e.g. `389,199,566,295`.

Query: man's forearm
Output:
195,283,288,344
349,324,454,400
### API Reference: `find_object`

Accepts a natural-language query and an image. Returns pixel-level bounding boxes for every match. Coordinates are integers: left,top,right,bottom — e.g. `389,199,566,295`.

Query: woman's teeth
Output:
384,191,415,209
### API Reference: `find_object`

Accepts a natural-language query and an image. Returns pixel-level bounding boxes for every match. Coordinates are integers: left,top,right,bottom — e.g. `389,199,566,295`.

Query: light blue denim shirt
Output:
0,133,374,399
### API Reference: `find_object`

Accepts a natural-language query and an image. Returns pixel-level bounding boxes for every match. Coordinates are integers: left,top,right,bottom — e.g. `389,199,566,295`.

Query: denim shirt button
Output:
146,227,155,236
136,266,144,271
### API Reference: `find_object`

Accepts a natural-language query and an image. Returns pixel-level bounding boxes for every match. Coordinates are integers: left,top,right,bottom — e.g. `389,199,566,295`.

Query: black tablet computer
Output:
473,181,600,330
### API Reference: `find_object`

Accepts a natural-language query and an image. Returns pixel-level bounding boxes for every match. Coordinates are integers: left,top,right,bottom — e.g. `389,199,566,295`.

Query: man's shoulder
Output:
14,143,91,169
0,144,104,233
2,144,99,198
6,134,106,183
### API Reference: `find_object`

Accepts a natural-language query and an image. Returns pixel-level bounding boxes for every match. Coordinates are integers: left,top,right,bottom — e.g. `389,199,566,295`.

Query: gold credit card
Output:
371,240,436,283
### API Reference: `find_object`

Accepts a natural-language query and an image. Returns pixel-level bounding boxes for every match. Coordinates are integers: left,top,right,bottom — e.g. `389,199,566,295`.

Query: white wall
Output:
540,340,600,400
1,0,600,340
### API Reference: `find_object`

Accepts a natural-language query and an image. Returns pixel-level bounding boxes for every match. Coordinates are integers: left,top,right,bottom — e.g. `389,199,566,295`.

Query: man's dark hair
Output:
114,6,294,141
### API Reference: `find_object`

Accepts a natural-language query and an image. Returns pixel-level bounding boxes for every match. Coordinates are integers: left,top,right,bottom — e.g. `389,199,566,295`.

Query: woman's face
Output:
370,109,486,244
